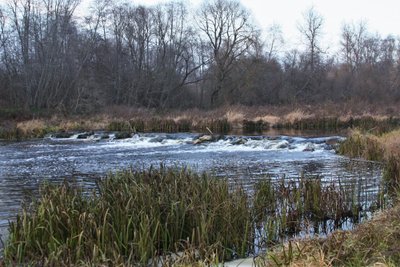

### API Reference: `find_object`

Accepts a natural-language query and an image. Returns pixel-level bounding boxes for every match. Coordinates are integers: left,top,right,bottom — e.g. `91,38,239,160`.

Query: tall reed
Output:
252,176,375,247
3,167,384,265
3,166,252,266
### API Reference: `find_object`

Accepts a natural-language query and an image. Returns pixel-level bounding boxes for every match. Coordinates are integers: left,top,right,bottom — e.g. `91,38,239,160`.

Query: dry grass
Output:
2,102,400,140
275,129,400,267
264,202,400,266
252,128,400,267
254,115,280,125
283,109,314,124
379,130,400,157
98,102,400,127
224,109,245,123
16,119,46,134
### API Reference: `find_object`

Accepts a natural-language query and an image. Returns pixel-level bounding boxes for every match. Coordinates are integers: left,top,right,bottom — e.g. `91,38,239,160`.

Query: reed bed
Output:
0,121,59,140
0,119,99,140
106,116,398,135
2,166,384,266
338,131,384,161
252,176,381,247
273,116,400,134
339,129,400,192
262,128,400,266
1,111,399,140
3,167,252,266
262,198,400,267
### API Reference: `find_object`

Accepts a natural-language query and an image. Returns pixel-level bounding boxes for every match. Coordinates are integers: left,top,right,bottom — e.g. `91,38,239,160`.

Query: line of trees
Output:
0,0,399,113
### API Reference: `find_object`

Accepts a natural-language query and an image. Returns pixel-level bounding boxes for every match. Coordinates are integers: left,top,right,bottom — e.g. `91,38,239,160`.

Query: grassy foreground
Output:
1,165,379,266
3,167,252,266
263,129,400,266
260,204,400,266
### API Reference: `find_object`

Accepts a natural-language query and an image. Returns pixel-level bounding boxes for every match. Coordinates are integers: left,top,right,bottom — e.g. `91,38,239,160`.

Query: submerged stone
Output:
77,131,94,139
193,134,224,144
231,138,247,145
114,132,132,140
324,138,341,150
303,143,315,152
100,133,110,139
277,142,289,149
52,132,74,138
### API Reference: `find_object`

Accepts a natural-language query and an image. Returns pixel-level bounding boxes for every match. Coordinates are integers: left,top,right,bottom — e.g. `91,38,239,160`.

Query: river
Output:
0,131,383,249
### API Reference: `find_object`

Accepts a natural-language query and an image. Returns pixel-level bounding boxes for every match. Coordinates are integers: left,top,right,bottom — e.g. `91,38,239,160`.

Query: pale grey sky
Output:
131,0,400,53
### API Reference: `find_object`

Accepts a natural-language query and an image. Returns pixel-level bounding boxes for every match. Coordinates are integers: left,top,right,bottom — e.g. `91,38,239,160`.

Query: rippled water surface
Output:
0,132,383,246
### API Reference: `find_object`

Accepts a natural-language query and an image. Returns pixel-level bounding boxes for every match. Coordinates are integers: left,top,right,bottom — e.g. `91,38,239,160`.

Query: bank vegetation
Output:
263,129,400,266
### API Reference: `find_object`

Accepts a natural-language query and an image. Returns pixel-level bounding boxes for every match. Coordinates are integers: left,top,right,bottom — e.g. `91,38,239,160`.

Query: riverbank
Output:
1,103,400,140
262,129,400,266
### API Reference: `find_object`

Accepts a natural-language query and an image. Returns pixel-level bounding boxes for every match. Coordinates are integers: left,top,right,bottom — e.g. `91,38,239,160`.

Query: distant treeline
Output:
0,0,399,114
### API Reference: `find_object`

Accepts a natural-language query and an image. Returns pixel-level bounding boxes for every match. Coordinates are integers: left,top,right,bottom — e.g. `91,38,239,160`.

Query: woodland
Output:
0,0,399,114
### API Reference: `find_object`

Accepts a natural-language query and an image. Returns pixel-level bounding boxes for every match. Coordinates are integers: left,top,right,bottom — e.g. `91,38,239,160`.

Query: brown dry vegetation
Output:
1,102,400,140
379,130,400,157
263,200,400,266
264,129,400,266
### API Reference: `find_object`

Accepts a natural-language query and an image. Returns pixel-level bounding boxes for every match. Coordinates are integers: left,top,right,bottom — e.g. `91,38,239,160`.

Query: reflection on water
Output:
0,132,382,248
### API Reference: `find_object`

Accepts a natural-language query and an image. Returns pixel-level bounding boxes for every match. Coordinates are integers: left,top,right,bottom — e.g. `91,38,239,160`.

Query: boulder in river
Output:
277,141,289,149
193,134,224,144
77,131,94,139
52,132,74,138
114,132,132,140
303,143,315,152
100,133,110,140
231,138,247,145
324,138,342,151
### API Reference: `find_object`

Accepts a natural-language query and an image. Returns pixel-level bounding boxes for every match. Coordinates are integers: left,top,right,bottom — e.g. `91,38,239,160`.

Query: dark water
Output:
0,132,382,248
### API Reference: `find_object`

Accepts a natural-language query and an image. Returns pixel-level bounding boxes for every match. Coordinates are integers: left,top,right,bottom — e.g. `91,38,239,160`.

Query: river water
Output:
0,132,383,248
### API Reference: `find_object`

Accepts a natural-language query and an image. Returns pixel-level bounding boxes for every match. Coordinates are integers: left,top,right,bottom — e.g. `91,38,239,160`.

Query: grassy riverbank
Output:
1,103,400,140
261,203,400,266
339,129,400,191
263,129,400,266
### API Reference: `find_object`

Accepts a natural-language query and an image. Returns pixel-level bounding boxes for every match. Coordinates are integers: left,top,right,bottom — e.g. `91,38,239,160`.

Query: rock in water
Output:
114,132,132,140
277,141,289,149
324,138,341,150
193,134,225,144
231,138,247,145
77,131,94,139
303,143,315,152
193,134,212,144
52,132,74,138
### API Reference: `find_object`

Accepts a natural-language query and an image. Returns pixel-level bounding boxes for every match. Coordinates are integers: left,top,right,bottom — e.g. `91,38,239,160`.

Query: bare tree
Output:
265,23,284,62
298,6,324,72
152,2,202,108
7,0,83,110
124,5,153,106
340,21,368,71
8,0,35,108
197,0,257,106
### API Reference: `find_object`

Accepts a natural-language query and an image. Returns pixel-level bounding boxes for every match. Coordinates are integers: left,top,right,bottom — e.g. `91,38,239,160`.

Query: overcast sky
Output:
129,0,400,53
